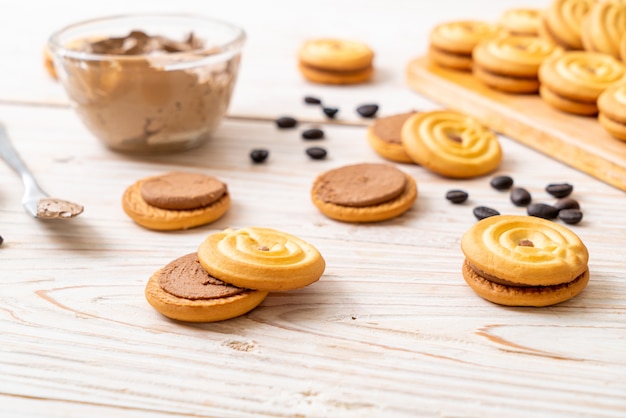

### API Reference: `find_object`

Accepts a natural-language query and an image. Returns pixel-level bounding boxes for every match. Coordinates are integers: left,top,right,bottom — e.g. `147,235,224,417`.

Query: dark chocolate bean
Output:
490,175,514,190
527,203,559,219
249,149,269,163
306,146,327,160
323,107,339,119
302,128,324,140
546,183,573,198
304,96,322,105
554,197,580,211
446,190,468,204
356,104,379,118
473,206,500,220
510,187,532,206
275,116,297,129
558,209,583,225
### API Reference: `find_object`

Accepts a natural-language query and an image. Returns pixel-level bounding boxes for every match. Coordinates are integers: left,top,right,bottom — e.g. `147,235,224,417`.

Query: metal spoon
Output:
0,123,83,219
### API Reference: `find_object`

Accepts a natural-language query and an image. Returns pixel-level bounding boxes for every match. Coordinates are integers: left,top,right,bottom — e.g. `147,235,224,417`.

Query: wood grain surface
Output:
406,56,626,192
1,1,626,417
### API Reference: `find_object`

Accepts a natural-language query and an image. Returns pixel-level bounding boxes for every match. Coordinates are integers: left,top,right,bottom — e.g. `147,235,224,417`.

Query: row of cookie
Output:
146,227,326,322
428,1,626,70
121,164,418,228
367,109,503,178
429,19,626,141
133,169,591,312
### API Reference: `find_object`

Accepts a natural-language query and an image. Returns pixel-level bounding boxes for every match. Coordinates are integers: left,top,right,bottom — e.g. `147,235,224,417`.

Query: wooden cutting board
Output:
406,56,626,193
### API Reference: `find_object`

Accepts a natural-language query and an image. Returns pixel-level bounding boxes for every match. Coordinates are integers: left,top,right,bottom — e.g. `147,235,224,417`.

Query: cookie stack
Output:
145,227,326,322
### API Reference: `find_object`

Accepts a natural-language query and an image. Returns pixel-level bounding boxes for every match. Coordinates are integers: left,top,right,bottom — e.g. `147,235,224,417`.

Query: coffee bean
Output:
527,203,558,219
275,116,297,129
510,187,531,206
302,128,324,140
558,208,583,225
306,146,327,160
356,104,379,118
473,206,500,220
546,183,573,198
490,175,514,190
304,96,322,105
554,197,580,211
446,190,468,204
323,107,339,119
249,149,269,163
0,235,3,246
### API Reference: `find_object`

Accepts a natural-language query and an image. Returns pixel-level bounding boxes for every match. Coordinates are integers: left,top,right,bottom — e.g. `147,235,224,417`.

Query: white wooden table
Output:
1,1,625,417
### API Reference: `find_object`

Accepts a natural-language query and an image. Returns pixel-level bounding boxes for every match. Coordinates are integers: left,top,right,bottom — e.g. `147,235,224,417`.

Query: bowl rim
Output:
47,12,246,61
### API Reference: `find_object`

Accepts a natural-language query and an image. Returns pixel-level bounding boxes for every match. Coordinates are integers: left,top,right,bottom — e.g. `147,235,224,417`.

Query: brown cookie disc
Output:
313,163,407,207
158,253,245,300
140,172,226,210
372,111,417,145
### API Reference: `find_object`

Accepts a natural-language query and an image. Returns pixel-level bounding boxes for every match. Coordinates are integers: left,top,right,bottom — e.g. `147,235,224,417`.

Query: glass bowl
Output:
48,13,245,154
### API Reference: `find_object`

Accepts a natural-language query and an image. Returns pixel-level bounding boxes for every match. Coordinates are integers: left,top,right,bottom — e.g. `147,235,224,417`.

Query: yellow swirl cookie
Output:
298,38,374,85
473,35,562,93
428,20,503,71
598,82,626,141
499,8,542,36
122,172,230,231
197,227,326,291
621,33,626,62
581,0,626,59
145,253,268,322
461,215,590,307
401,110,502,178
538,51,626,115
541,0,593,50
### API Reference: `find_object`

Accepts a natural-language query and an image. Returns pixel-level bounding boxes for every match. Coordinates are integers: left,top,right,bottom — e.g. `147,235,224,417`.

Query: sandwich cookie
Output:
311,163,417,223
298,38,374,85
539,0,593,50
538,51,626,115
428,20,503,71
122,171,230,231
401,110,502,178
598,82,626,141
461,215,590,307
473,35,562,94
145,253,268,322
367,111,417,163
580,0,626,59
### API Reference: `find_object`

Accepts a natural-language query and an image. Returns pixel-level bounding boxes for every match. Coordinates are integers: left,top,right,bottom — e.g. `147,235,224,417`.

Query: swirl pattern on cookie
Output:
540,51,626,99
543,0,593,50
461,215,589,286
476,35,561,76
401,110,501,178
198,227,326,291
581,0,626,58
